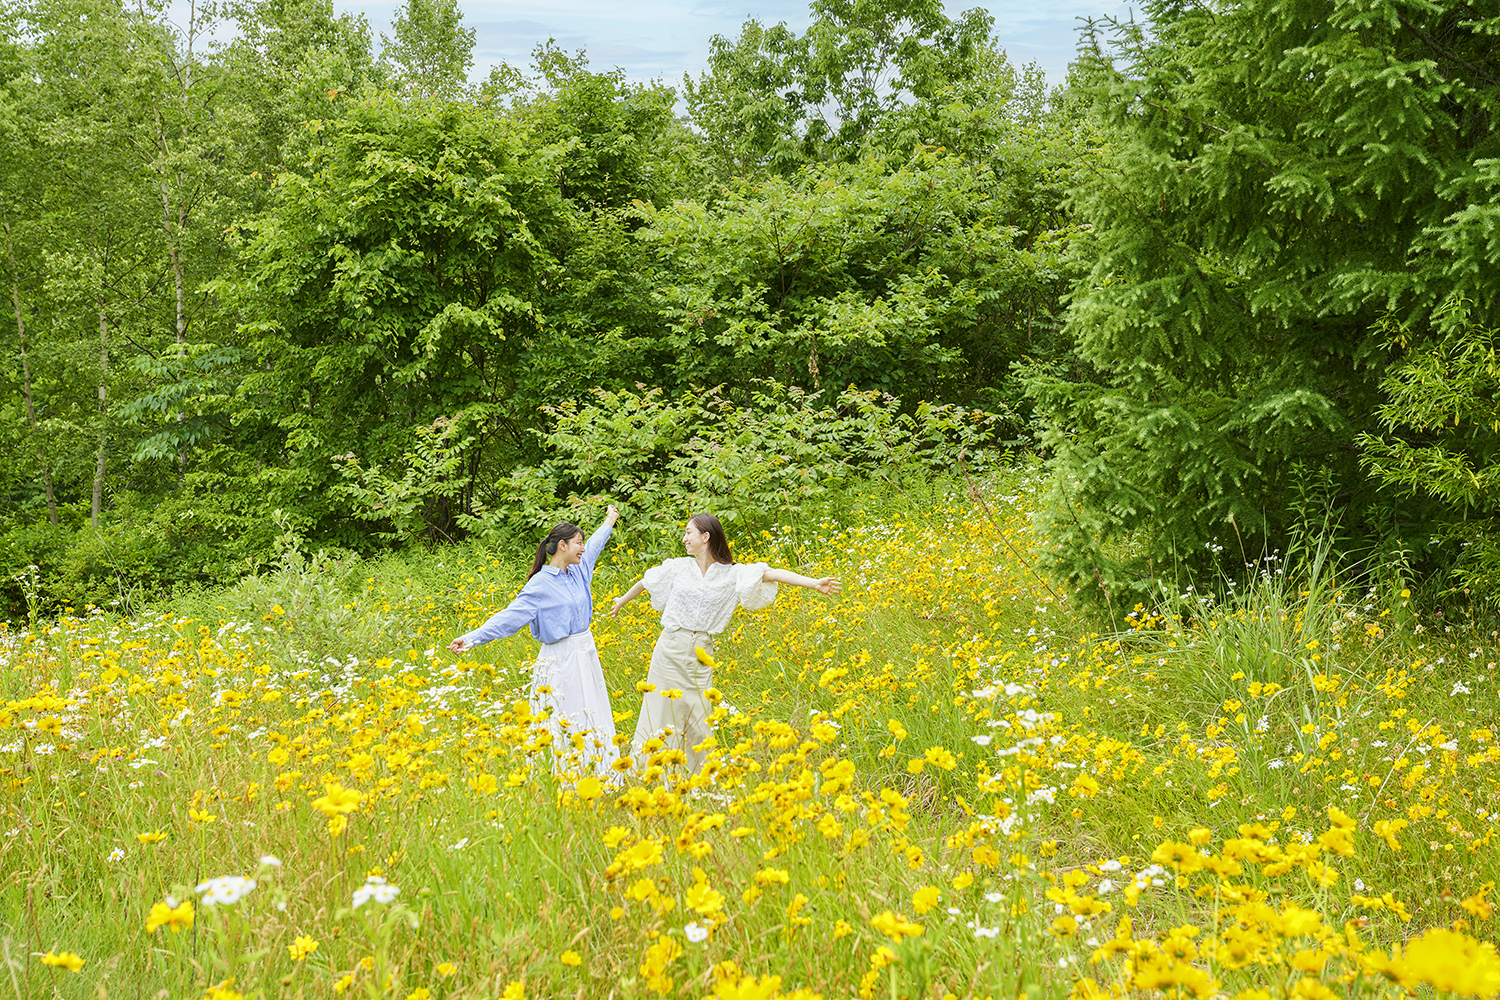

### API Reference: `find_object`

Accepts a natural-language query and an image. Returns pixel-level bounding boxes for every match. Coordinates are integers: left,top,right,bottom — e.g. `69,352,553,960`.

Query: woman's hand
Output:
813,577,842,596
604,503,620,527
612,580,645,615
447,638,467,654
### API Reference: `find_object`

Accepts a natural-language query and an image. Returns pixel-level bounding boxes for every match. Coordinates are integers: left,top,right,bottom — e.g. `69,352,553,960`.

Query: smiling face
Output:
553,531,586,567
683,522,710,557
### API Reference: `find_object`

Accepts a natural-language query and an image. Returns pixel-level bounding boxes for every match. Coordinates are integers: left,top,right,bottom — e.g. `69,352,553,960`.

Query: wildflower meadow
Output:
3,472,1499,999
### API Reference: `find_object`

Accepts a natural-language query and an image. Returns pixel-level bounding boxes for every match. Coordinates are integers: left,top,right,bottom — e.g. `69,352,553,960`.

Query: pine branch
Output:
1396,12,1500,89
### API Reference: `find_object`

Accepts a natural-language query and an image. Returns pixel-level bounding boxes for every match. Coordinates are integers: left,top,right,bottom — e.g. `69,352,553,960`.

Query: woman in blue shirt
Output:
448,505,620,775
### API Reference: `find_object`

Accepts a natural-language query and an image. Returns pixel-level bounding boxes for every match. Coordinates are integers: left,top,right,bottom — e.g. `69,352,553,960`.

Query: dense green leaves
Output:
1028,0,1500,606
686,0,997,172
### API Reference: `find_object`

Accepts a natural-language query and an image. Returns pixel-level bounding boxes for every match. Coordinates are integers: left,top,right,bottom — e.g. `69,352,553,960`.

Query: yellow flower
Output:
575,776,604,801
189,808,216,823
41,952,84,972
870,910,923,942
952,871,974,890
333,973,354,994
832,919,854,939
436,962,458,976
288,935,319,961
1373,818,1408,850
639,934,681,995
560,950,582,966
912,886,941,914
205,981,244,1000
715,975,784,1000
146,899,194,934
1461,883,1494,921
616,839,664,873
1402,927,1500,996
136,829,167,845
404,990,431,1000
923,746,957,770
312,782,363,817
467,773,498,795
1150,840,1204,873
686,882,725,917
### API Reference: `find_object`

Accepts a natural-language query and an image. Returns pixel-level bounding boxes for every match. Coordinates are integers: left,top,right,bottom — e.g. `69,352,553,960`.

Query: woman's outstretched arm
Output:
762,568,841,595
609,579,646,617
448,583,540,652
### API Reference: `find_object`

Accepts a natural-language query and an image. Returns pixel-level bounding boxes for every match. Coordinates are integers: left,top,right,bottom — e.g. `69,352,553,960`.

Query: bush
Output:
480,381,1004,547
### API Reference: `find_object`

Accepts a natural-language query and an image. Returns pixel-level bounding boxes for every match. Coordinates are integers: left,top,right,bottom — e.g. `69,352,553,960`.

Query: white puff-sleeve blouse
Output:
641,557,779,634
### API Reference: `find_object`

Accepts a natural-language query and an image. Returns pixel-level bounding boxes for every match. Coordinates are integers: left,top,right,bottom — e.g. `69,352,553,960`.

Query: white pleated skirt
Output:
631,628,716,774
530,629,617,776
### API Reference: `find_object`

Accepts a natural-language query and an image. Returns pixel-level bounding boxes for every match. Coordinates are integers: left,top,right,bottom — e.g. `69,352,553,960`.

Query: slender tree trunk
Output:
157,128,189,469
93,302,110,528
2,205,59,526
160,178,187,352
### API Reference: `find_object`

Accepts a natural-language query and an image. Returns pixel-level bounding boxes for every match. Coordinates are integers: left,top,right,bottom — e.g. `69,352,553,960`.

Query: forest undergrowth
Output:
2,471,1498,999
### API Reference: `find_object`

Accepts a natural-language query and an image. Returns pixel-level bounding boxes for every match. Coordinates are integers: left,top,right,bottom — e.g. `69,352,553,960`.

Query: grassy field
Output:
3,472,1499,999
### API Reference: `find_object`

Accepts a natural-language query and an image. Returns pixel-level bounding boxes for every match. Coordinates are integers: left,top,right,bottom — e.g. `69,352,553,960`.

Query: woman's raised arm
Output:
582,504,621,571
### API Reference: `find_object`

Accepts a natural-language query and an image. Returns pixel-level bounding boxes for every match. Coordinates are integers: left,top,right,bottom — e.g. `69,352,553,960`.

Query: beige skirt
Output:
631,628,715,774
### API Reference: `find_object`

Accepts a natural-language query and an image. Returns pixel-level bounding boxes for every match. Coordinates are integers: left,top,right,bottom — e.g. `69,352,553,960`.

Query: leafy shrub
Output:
480,381,1003,545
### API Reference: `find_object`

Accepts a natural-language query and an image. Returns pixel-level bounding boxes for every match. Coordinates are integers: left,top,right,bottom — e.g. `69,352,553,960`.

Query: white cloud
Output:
168,0,1138,90
422,0,1133,85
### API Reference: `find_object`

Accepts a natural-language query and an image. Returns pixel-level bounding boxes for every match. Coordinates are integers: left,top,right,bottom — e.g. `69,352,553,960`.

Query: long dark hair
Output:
690,513,734,565
528,522,583,580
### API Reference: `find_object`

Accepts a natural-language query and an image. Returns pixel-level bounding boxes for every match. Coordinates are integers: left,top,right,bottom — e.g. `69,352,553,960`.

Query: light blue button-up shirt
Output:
459,522,613,647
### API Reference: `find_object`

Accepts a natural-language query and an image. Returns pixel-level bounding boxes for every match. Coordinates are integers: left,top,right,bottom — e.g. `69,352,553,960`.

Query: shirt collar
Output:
540,564,573,577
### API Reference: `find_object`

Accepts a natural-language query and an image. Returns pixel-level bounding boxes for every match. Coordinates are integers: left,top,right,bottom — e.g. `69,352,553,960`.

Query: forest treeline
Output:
2,0,1498,617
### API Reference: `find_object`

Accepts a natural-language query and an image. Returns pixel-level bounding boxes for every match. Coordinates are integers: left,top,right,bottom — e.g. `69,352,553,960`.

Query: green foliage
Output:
499,43,706,210
0,0,1091,612
1361,299,1500,595
686,0,996,172
1028,0,1500,606
489,381,1001,544
333,413,483,545
383,0,474,95
640,150,1086,407
224,92,577,540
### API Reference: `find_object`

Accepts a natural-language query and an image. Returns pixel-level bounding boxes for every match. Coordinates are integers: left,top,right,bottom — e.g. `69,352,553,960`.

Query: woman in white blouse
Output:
610,513,840,776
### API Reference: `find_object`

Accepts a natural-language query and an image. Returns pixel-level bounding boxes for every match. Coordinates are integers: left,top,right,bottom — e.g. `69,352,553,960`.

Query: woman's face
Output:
683,522,709,556
554,531,586,566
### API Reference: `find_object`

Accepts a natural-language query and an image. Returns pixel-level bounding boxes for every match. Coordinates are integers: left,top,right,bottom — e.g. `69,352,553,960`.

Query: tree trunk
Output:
161,180,187,352
2,205,59,526
93,302,110,528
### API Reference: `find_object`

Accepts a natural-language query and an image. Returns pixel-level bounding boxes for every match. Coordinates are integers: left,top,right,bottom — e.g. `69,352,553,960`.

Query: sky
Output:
328,0,1138,91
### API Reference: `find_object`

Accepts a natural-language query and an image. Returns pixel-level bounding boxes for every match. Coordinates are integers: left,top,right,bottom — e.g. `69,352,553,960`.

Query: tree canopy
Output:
1027,0,1500,606
6,0,1500,617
